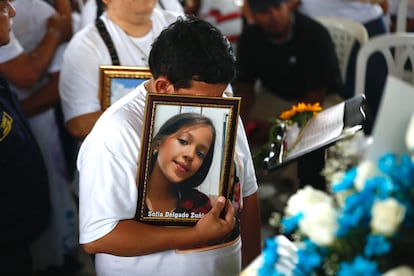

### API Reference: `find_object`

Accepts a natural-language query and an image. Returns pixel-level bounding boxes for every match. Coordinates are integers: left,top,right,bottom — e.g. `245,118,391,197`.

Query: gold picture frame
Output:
136,93,241,226
99,65,152,110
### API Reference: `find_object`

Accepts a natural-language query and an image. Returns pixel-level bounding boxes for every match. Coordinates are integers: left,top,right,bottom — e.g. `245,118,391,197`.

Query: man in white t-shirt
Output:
78,17,261,276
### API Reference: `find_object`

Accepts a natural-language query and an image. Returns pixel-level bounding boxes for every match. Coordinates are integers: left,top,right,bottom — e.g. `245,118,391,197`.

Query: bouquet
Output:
248,114,414,276
254,102,322,170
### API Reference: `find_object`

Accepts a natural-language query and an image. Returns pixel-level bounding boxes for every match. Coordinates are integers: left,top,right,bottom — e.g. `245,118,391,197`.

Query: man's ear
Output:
154,76,175,94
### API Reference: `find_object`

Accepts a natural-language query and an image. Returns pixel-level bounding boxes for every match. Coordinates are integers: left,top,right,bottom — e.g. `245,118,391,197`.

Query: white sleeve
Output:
59,26,110,122
235,116,258,198
77,113,141,243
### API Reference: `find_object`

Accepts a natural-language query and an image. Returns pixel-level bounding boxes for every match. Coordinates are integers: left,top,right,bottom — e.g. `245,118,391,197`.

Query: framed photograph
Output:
99,65,152,109
136,93,241,226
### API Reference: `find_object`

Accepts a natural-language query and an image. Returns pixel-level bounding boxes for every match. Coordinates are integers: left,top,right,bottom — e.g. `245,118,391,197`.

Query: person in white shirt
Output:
59,0,183,141
79,0,184,30
78,17,261,276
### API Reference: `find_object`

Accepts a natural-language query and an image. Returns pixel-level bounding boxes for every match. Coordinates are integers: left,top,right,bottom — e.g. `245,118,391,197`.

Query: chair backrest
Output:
315,16,369,83
354,33,414,96
396,0,408,32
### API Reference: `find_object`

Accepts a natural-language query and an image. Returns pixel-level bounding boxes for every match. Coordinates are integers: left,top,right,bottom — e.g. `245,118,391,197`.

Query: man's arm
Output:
54,0,73,36
19,72,60,117
0,13,71,88
66,111,103,140
82,197,235,256
240,192,262,268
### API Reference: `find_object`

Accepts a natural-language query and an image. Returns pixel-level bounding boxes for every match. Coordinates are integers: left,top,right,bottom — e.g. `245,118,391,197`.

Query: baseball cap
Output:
247,0,289,12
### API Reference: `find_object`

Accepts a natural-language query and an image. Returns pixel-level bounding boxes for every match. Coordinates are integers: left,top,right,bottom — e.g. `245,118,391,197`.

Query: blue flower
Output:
364,235,391,257
258,238,281,276
281,212,303,234
337,207,364,236
378,153,398,175
294,242,322,276
332,167,357,193
338,256,381,276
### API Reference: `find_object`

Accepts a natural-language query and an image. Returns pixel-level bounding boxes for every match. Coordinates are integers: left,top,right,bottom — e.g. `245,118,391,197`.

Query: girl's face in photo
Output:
156,124,213,184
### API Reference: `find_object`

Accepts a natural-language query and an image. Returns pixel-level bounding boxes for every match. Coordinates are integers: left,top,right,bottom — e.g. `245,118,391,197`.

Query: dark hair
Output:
149,16,236,89
150,113,216,190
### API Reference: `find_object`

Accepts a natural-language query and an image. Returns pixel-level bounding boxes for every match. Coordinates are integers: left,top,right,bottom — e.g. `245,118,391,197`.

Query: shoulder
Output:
64,24,103,56
86,84,147,145
241,23,262,36
239,24,264,47
296,12,327,32
152,8,184,26
295,12,331,40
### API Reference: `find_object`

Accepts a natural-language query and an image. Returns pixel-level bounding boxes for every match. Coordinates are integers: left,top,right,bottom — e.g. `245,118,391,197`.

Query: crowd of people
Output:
1,0,396,275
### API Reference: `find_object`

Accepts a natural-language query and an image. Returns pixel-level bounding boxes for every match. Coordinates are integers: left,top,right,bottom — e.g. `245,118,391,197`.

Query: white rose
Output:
299,201,338,246
284,185,333,217
355,160,377,191
371,198,406,237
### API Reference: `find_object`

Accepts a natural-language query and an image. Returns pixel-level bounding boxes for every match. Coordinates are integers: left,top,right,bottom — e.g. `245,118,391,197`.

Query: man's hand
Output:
193,196,235,246
46,13,72,43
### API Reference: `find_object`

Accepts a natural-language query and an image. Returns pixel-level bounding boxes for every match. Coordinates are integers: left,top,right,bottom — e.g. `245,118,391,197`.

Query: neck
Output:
106,11,153,38
147,164,172,197
146,166,178,212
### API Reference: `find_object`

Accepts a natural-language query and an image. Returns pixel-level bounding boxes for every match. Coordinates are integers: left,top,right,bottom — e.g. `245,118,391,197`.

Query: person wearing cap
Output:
234,0,343,146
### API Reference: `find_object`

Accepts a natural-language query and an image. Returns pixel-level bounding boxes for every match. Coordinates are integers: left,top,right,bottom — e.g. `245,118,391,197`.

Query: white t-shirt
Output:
298,0,384,24
0,31,23,63
77,82,258,276
59,10,182,123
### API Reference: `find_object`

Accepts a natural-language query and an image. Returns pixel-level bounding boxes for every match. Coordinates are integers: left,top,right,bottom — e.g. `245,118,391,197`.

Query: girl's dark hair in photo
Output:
150,112,216,191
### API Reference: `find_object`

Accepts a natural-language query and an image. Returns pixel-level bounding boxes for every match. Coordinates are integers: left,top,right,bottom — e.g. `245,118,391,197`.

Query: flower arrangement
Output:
253,115,414,276
254,102,322,170
279,102,322,128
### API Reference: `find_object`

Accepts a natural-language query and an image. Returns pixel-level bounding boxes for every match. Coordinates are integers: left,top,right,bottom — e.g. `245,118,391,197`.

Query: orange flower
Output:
279,102,322,128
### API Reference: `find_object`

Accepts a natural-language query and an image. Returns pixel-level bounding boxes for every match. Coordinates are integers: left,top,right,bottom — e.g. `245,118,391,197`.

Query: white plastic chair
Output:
354,33,414,96
315,16,369,83
396,0,409,32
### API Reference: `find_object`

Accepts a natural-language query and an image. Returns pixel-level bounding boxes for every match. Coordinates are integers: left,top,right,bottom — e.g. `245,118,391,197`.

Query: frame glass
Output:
99,65,152,109
136,93,241,226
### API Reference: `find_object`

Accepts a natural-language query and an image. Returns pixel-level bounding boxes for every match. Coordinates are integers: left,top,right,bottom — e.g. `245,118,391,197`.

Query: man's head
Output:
148,16,236,96
247,0,293,38
0,0,15,46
